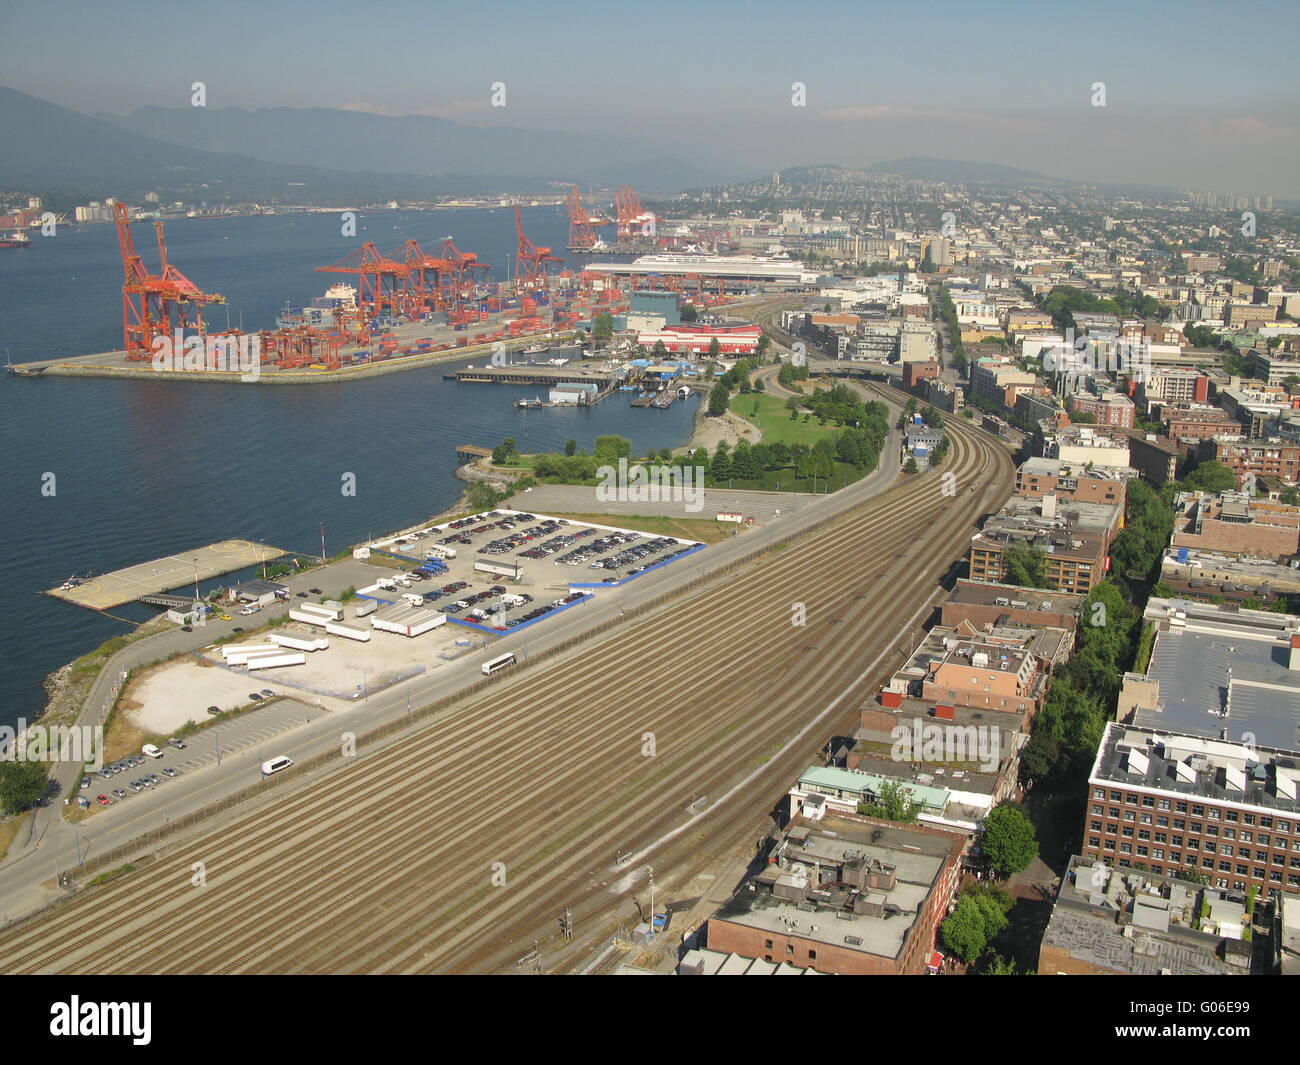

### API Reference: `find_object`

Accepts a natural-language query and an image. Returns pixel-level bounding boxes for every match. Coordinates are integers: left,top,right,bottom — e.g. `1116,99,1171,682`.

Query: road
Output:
0,408,1013,973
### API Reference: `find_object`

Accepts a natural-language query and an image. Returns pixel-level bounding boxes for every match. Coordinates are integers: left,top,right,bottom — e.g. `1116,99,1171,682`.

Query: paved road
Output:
0,391,911,921
520,484,824,521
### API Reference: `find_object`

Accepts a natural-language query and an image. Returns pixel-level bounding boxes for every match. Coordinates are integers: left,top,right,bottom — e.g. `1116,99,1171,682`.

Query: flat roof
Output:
47,540,285,610
1139,599,1300,750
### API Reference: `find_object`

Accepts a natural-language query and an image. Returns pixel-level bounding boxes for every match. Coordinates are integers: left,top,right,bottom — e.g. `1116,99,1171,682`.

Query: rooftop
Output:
1138,597,1300,752
1041,855,1257,975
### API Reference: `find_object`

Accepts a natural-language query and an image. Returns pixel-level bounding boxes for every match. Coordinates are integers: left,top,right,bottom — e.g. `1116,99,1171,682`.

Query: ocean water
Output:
0,207,694,725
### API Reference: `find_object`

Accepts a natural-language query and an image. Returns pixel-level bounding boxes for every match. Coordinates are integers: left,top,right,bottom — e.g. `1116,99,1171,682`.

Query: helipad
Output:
46,540,286,610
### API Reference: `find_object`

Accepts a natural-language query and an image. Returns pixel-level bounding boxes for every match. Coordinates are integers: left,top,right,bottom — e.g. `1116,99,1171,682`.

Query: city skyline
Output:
3,0,1299,196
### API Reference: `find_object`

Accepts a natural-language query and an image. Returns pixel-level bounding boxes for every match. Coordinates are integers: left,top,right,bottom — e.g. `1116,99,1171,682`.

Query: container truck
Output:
376,577,397,591
269,633,329,652
326,623,371,642
245,653,306,671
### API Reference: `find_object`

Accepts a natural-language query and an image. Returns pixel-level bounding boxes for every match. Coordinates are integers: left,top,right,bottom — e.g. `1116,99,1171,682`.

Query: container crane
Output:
316,242,412,321
114,202,225,360
565,185,607,250
514,206,563,290
615,185,652,243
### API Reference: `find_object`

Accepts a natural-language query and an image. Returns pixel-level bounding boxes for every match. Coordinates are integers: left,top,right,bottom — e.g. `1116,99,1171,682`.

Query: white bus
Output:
481,652,517,676
261,755,294,776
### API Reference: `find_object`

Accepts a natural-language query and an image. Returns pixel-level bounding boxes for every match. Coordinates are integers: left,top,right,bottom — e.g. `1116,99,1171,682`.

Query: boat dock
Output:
46,540,286,611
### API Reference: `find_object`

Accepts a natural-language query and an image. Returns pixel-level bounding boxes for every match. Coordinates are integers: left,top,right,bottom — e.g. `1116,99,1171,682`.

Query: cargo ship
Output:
1,230,32,249
275,282,358,329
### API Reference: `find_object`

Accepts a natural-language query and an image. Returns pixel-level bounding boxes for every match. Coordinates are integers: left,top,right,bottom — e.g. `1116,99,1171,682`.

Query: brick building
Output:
703,815,964,975
1200,436,1300,487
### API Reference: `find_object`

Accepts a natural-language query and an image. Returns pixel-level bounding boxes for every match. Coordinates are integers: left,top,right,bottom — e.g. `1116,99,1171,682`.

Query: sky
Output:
4,0,1299,195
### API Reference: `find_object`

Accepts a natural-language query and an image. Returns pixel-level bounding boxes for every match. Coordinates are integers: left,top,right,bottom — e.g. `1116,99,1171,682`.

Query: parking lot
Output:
368,508,703,634
82,698,316,811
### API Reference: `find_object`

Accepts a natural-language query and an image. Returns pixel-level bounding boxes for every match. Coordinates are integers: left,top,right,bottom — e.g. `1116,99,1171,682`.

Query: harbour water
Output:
0,207,695,727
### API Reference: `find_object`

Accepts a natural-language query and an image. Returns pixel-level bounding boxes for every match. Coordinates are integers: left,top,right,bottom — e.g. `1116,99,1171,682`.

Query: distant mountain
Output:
0,87,550,207
865,156,1071,185
104,103,721,193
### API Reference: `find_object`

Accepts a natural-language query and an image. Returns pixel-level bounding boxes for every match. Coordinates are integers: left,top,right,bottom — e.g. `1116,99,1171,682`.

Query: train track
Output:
0,376,1011,975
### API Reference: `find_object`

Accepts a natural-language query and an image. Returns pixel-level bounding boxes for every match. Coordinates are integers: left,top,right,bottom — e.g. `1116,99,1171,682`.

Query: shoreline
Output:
6,336,561,386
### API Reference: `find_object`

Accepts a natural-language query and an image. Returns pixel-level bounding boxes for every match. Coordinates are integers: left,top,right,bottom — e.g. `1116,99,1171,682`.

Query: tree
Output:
707,382,730,417
0,762,48,815
980,803,1039,877
1018,730,1060,787
707,337,722,360
491,437,518,465
679,303,698,323
903,456,919,474
591,312,614,347
940,891,1008,964
983,954,1020,975
858,780,922,823
593,435,632,465
564,438,577,457
1185,460,1237,494
1001,543,1047,589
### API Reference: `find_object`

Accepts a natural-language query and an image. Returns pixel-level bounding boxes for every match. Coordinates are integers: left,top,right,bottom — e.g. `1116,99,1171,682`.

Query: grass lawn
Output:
546,512,733,544
730,392,840,447
711,460,869,494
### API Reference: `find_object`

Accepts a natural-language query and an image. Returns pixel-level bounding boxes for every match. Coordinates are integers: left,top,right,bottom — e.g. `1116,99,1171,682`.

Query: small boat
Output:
514,396,546,409
522,343,549,355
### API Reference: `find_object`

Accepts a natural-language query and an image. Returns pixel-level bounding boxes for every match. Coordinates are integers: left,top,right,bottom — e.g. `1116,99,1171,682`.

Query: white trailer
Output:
245,652,306,671
372,613,445,638
269,632,329,652
288,609,329,627
221,643,278,661
297,603,344,622
474,559,522,580
326,622,372,642
225,649,293,667
354,599,378,618
426,544,456,560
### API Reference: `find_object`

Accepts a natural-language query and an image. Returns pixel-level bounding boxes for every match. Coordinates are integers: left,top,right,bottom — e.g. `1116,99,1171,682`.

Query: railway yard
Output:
0,401,1013,974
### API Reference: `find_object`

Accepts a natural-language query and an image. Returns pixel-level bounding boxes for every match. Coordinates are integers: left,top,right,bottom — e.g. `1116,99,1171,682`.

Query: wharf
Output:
46,540,286,611
450,363,625,386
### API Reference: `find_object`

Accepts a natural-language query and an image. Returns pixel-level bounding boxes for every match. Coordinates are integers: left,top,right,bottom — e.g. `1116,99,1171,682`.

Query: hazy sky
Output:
5,0,1299,195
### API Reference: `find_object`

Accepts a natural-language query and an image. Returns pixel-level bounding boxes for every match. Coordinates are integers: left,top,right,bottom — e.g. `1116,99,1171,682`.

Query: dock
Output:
46,540,286,611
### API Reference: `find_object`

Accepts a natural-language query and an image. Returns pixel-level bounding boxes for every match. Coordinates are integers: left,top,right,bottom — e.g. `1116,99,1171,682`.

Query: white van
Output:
142,744,163,759
239,605,261,616
261,756,293,776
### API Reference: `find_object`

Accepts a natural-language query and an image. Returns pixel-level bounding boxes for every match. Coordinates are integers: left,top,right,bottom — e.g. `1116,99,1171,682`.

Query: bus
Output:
481,652,517,676
261,755,294,776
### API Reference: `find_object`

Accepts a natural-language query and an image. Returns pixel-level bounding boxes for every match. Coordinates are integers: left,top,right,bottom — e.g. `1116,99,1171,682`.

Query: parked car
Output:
248,693,264,702
162,767,178,778
167,738,186,750
96,795,111,806
207,705,221,716
112,788,128,799
309,587,322,594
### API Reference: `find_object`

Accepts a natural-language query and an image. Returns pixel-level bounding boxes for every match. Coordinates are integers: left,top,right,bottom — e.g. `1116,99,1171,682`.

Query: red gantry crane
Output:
514,205,563,290
614,185,646,243
565,184,608,251
114,201,226,360
316,242,412,321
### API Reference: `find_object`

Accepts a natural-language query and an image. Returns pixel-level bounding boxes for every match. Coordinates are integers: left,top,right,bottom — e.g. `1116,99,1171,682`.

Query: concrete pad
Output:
47,540,285,610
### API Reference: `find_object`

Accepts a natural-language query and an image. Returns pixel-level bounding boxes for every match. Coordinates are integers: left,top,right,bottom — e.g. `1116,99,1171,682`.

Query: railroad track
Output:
0,409,1011,975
